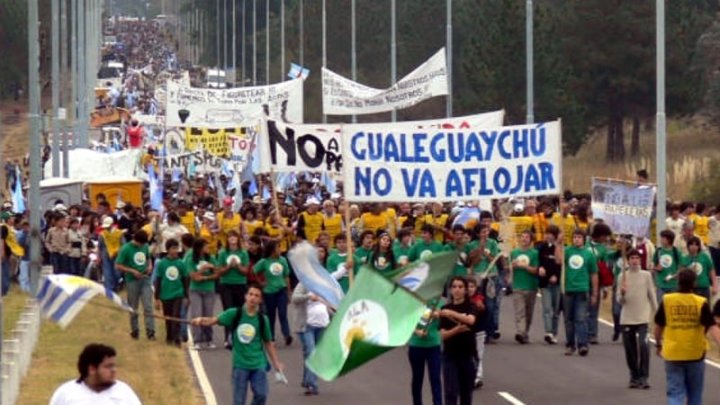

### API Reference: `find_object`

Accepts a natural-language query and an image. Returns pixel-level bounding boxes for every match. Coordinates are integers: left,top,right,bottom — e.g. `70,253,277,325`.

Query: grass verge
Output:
17,296,203,404
3,288,32,339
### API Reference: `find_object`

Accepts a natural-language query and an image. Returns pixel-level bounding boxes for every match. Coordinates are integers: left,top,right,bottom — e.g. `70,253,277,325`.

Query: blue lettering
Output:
497,130,512,159
401,168,421,197
368,133,382,161
384,134,400,162
466,133,482,161
462,168,478,196
539,162,556,190
494,167,511,194
374,168,392,196
513,129,529,158
355,167,372,195
478,131,497,160
413,133,429,163
448,132,464,163
509,165,524,194
446,170,463,197
418,169,436,197
430,133,446,161
525,163,542,192
531,124,547,156
399,134,410,162
351,132,366,160
478,168,493,196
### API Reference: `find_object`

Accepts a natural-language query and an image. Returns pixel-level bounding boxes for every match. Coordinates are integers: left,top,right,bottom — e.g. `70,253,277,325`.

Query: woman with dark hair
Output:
216,230,249,349
253,240,293,345
439,276,477,405
369,231,397,274
680,236,717,301
187,238,219,350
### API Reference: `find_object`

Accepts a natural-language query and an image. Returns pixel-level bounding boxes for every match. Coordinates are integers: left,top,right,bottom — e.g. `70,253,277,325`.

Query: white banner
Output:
165,78,304,127
591,178,656,237
258,110,505,174
44,149,144,182
322,48,448,115
342,121,562,202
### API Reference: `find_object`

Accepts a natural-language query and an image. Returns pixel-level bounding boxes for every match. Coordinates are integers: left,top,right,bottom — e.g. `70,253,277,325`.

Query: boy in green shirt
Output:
510,230,540,344
153,239,188,346
327,234,352,293
680,236,717,301
445,225,473,277
652,230,680,302
393,229,414,268
409,225,445,262
253,240,293,345
353,231,375,276
192,284,285,405
115,230,155,340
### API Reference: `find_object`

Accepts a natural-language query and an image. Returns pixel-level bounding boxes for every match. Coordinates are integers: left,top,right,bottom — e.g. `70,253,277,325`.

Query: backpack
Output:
589,244,614,288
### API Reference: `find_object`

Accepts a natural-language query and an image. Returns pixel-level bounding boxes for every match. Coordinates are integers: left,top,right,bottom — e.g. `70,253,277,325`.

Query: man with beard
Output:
50,344,141,404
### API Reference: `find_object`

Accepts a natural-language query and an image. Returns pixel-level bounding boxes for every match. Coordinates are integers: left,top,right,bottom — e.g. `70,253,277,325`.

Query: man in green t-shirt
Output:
327,234,352,293
445,225,473,277
409,225,445,262
680,236,718,301
652,230,680,303
115,230,154,340
510,230,540,344
558,229,598,356
153,239,188,346
192,284,285,405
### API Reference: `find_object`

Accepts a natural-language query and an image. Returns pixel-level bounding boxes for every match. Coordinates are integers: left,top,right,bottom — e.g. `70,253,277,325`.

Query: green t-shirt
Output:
445,242,473,277
511,247,540,290
353,246,373,275
587,241,612,264
680,252,715,289
564,246,598,293
653,247,679,290
115,242,150,282
393,244,412,268
409,240,445,262
408,298,443,348
156,257,188,300
187,255,217,292
327,251,350,293
369,251,394,273
217,248,249,285
254,257,290,294
217,306,272,370
468,239,499,275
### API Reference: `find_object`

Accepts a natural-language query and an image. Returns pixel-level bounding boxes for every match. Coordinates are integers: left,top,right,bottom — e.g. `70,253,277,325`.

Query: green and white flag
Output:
306,253,455,381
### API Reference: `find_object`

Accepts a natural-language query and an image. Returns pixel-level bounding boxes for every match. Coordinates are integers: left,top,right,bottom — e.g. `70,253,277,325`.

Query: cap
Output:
101,216,114,228
54,203,68,211
305,197,320,207
514,203,524,213
223,197,233,206
0,212,11,221
203,212,216,221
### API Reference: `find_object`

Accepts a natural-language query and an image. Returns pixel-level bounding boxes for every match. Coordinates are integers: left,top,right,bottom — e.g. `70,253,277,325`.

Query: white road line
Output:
598,318,720,370
498,391,526,405
187,334,218,405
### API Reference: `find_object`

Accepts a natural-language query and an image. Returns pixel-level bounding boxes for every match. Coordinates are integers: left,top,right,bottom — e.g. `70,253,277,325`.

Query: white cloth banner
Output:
165,78,304,127
342,121,562,202
322,48,448,115
591,178,656,237
258,110,505,174
44,149,144,182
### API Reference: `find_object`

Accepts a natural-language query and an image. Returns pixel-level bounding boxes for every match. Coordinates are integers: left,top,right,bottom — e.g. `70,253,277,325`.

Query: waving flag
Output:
261,185,271,202
171,167,182,183
12,166,25,214
248,175,258,196
452,207,481,228
215,173,226,201
188,157,197,177
232,170,244,213
288,241,344,308
287,62,310,80
384,252,455,302
148,164,163,212
320,171,336,194
36,275,133,329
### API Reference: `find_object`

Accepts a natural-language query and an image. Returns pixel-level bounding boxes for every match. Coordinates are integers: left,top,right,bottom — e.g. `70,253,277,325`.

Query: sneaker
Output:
474,379,484,390
515,334,524,344
206,342,217,350
492,332,501,340
130,331,139,340
224,341,232,351
550,335,558,344
285,335,294,346
565,347,575,356
304,387,319,396
190,343,204,351
612,331,620,342
641,380,650,389
544,334,553,344
628,380,640,389
147,332,156,341
578,346,589,356
589,336,599,345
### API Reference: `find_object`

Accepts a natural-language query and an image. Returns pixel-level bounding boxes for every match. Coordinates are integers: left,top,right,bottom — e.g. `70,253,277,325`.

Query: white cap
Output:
54,203,68,211
305,197,320,207
203,212,215,221
514,203,524,213
101,216,114,228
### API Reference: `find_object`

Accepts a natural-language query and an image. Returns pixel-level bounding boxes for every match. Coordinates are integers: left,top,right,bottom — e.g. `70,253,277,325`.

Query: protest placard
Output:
591,177,656,237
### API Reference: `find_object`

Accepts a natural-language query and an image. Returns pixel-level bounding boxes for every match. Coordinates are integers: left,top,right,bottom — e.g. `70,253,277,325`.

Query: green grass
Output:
17,296,202,404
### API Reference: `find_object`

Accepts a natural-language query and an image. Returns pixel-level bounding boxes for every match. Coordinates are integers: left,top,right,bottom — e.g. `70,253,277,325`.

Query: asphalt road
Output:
195,295,720,404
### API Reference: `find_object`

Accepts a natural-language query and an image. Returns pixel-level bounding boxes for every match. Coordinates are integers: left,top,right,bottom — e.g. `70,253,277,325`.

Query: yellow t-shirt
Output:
360,212,389,235
695,215,710,245
199,225,219,256
422,213,449,243
509,216,534,245
217,211,242,246
551,213,576,246
245,220,264,239
102,228,125,258
383,208,398,238
264,220,288,252
179,212,197,236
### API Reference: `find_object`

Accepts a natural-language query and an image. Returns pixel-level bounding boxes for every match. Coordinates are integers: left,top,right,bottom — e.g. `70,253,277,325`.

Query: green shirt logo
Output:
659,254,673,268
134,252,146,266
269,262,284,276
420,250,433,260
226,254,241,265
690,261,704,275
569,254,584,270
237,323,256,344
515,254,530,267
166,266,179,281
339,300,389,357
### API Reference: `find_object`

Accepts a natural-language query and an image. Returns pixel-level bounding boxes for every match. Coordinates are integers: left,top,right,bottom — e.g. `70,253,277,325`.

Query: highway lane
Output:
195,294,720,404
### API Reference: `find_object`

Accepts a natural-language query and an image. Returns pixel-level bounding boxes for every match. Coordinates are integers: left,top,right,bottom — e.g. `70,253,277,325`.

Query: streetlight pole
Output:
526,0,534,124
445,0,452,118
52,0,61,177
390,0,396,122
280,0,285,82
265,0,269,85
322,0,326,123
351,0,356,123
28,0,43,295
299,0,303,68
253,0,257,86
656,0,667,241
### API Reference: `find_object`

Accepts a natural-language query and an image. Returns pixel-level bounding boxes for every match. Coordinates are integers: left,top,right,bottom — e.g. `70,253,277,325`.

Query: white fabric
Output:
306,300,330,328
50,380,142,405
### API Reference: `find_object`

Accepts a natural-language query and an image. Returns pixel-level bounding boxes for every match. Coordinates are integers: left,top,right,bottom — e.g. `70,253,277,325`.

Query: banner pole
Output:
345,206,354,287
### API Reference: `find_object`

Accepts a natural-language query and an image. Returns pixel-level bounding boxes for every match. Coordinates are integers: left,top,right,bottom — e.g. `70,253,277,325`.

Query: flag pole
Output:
345,206,354,286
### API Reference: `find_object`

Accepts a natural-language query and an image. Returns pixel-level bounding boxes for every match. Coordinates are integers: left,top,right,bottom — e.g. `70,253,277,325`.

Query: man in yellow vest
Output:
653,269,720,405
322,200,343,248
297,197,324,244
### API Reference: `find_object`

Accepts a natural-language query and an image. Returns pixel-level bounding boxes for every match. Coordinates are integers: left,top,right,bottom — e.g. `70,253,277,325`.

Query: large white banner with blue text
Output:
342,121,562,202
258,110,505,175
322,48,448,115
591,178,656,237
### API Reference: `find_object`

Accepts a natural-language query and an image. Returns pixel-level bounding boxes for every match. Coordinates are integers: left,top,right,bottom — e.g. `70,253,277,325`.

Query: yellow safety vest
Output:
323,214,343,247
300,211,324,243
422,214,449,243
661,293,708,361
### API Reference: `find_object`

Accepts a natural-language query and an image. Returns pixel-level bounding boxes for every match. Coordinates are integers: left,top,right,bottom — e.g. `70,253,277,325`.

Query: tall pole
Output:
322,0,326,123
253,0,257,86
445,0,452,118
52,0,61,177
351,0,356,123
232,0,237,81
299,0,304,68
526,0,534,124
656,0,667,241
78,0,87,147
280,0,285,81
61,0,69,177
28,0,43,295
216,0,220,71
71,0,78,148
242,0,246,83
265,0,270,84
390,0,397,122
224,0,228,70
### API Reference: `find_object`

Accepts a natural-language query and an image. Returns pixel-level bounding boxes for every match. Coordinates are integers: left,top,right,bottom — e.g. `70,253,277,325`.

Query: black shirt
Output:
440,300,477,358
537,242,561,289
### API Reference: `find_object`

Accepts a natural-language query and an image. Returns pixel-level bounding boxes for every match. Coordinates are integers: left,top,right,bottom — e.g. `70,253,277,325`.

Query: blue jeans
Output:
67,257,82,276
18,260,30,293
232,367,268,405
541,285,560,335
126,277,155,335
443,354,475,405
665,360,704,405
51,252,67,274
408,345,442,405
1,259,10,296
102,253,119,291
563,292,589,349
299,326,325,391
587,290,599,339
264,290,290,340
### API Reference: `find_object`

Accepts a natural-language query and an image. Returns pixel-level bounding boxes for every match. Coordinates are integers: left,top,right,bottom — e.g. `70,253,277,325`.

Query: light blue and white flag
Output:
148,164,164,212
320,171,336,194
36,274,133,329
287,241,344,308
12,166,25,214
287,62,310,80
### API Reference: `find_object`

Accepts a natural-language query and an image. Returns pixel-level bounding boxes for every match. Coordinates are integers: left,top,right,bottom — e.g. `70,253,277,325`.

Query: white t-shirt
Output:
50,380,142,405
306,301,330,329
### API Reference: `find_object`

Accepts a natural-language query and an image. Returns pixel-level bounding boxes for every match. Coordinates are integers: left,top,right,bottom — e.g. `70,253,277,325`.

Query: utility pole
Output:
445,0,452,118
28,0,43,295
253,0,257,85
526,0,534,124
280,0,285,82
52,0,61,177
390,0,396,122
322,0,326,123
265,0,269,84
656,0,667,241
351,0,356,123
78,0,87,147
233,0,236,82
71,0,78,150
299,0,304,68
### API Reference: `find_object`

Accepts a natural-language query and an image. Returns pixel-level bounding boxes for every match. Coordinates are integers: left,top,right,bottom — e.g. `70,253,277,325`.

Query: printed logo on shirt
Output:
166,266,179,281
226,254,241,266
659,254,673,268
515,254,530,267
420,250,433,260
236,323,256,344
375,256,388,270
339,299,389,357
398,255,409,266
134,252,147,266
457,252,468,266
269,262,284,276
690,261,703,276
569,254,584,270
337,262,348,278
